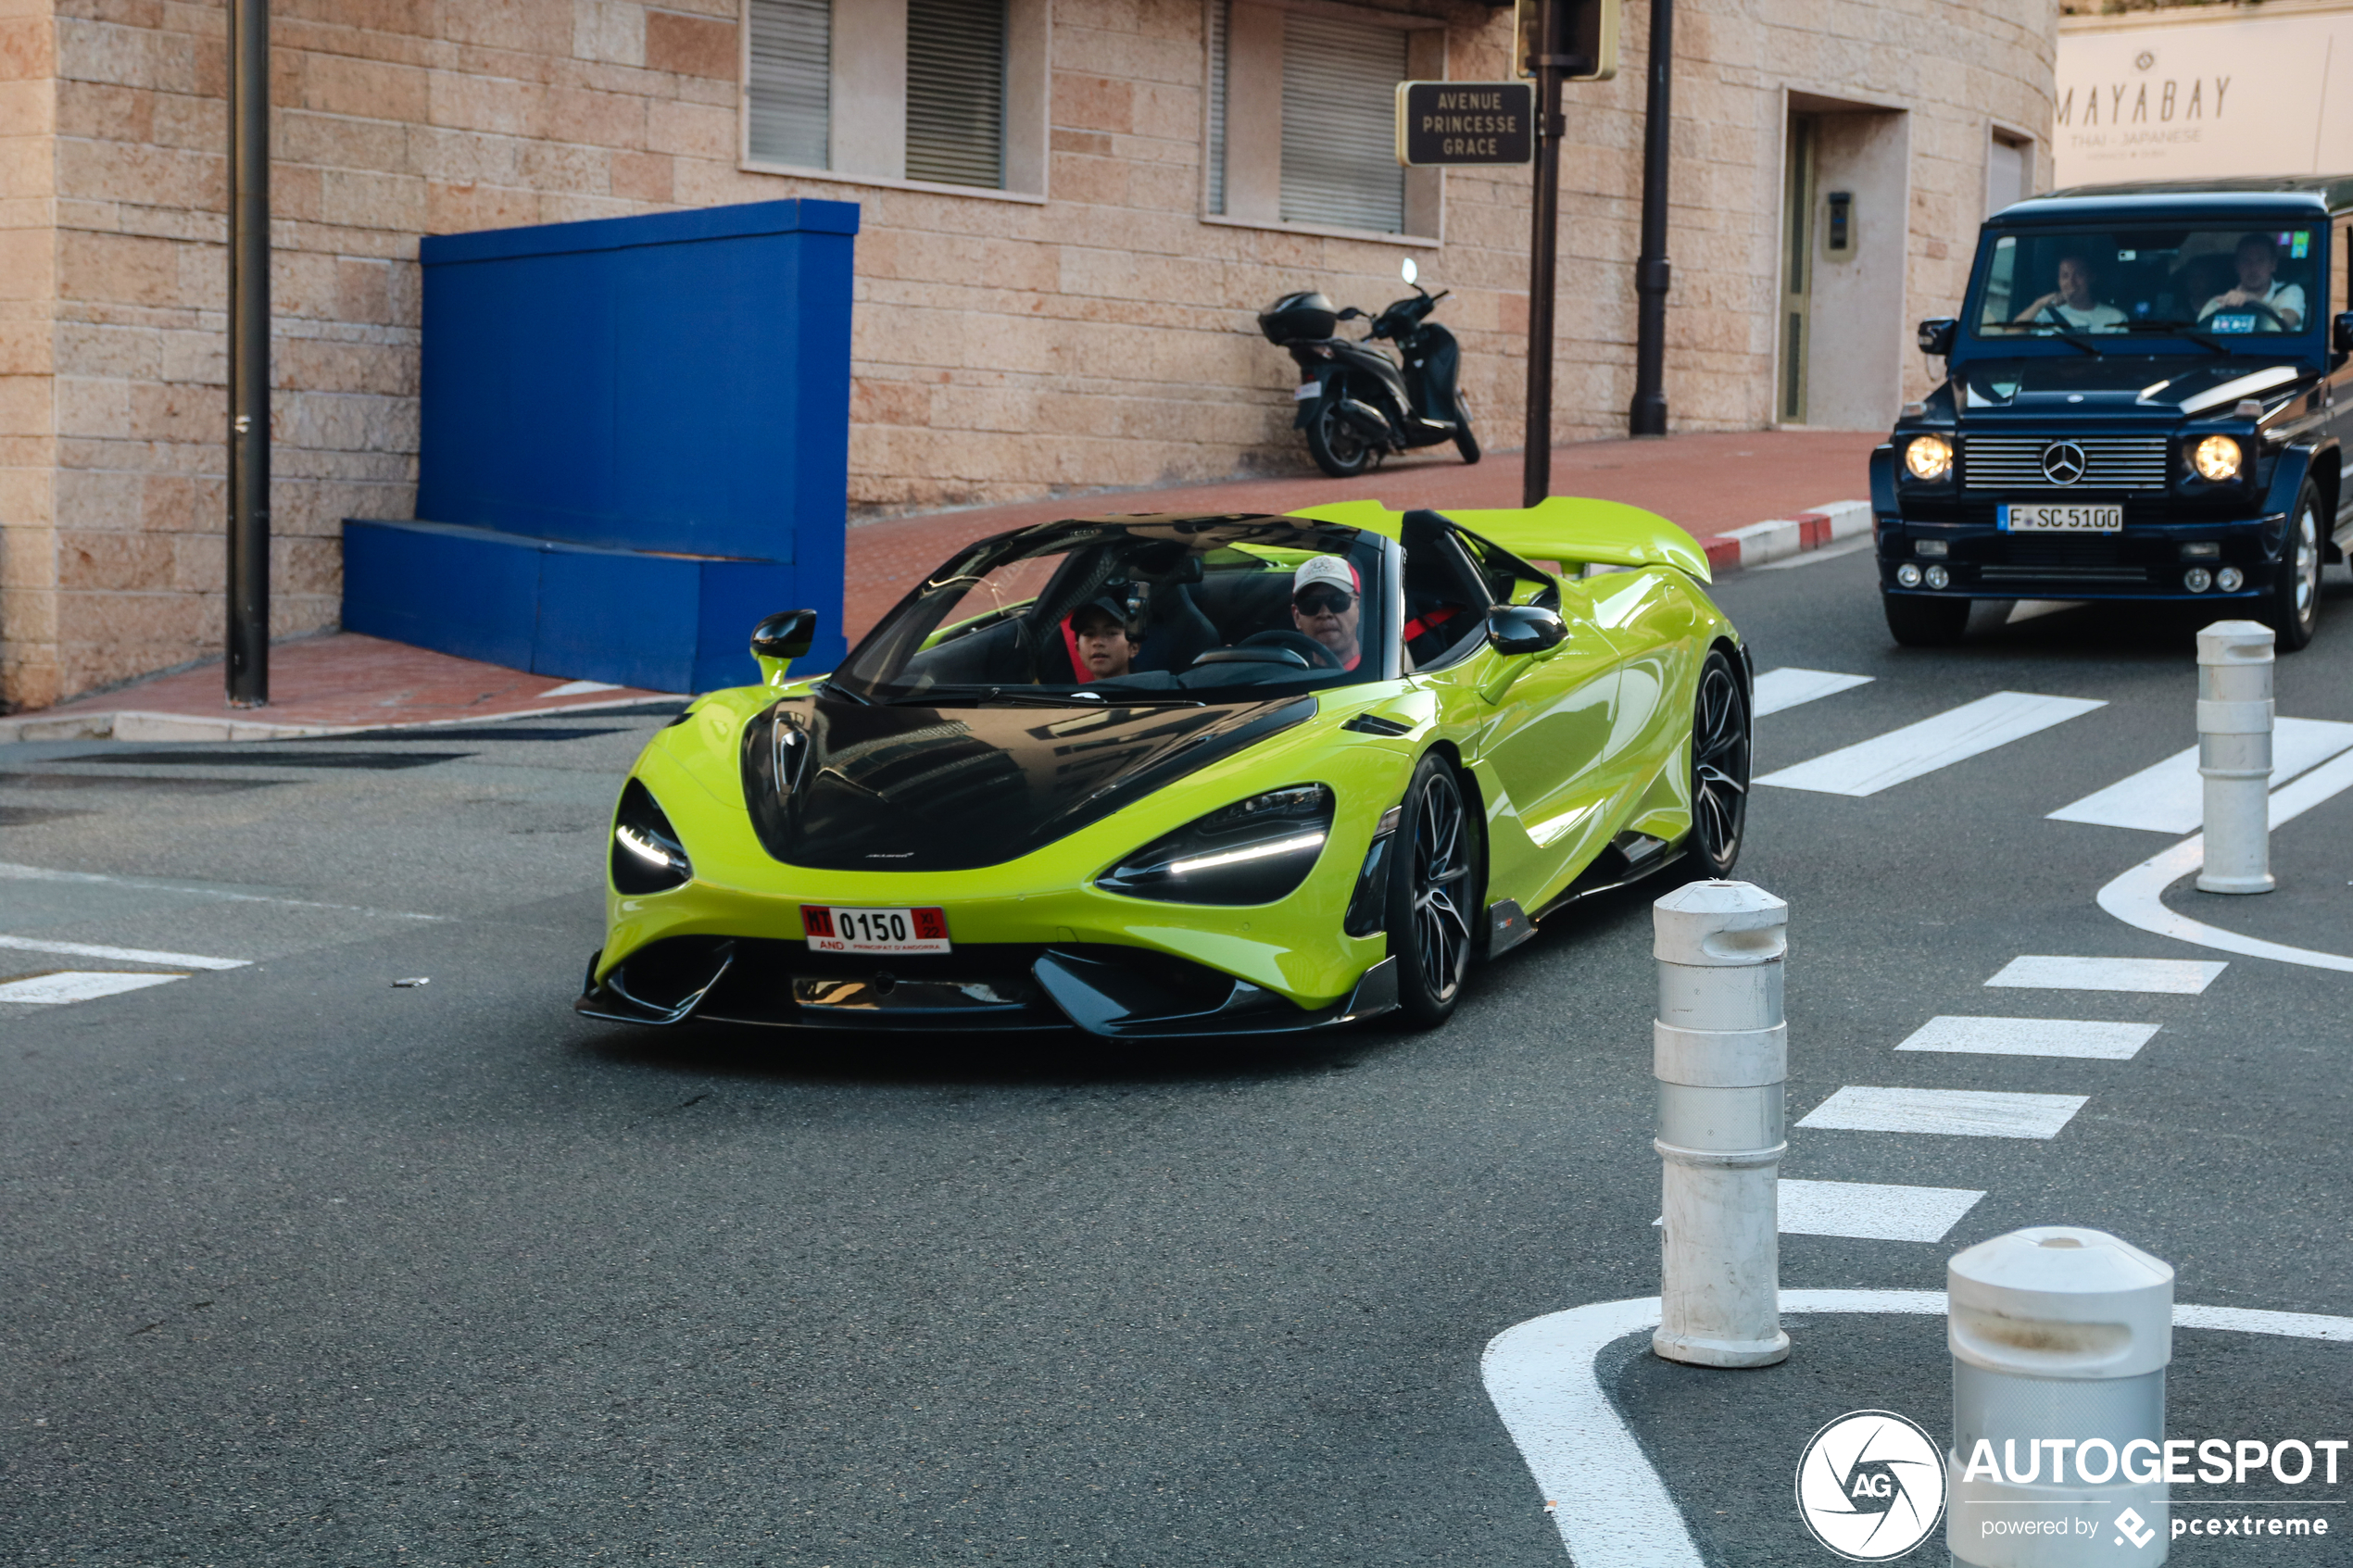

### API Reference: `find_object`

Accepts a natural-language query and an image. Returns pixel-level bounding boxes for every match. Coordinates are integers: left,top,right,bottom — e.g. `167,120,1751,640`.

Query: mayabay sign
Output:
1393,81,1534,167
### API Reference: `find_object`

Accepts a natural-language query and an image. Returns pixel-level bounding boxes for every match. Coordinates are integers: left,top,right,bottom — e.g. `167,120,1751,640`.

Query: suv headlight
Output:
611,779,692,894
1904,433,1953,481
1097,784,1334,905
2192,434,2243,482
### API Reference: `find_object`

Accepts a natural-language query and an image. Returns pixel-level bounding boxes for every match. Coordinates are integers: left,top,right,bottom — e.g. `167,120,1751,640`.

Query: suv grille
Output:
1962,435,2171,492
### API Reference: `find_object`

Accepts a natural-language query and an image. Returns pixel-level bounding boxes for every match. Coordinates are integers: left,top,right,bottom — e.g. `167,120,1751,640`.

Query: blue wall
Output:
346,198,859,690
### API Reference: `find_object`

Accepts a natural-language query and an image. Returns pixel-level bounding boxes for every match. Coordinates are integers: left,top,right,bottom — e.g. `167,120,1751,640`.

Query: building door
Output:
1780,116,1816,423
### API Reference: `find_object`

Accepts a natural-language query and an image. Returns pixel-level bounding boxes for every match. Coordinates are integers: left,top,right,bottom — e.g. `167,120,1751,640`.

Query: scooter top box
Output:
1260,291,1340,345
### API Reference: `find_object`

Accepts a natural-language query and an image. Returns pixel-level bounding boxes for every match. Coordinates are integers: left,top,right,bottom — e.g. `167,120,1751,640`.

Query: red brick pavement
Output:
841,430,1881,639
3,430,1880,737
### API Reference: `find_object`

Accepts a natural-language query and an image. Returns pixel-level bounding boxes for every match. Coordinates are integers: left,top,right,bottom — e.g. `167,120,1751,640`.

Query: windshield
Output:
831,517,1394,705
1970,224,2321,342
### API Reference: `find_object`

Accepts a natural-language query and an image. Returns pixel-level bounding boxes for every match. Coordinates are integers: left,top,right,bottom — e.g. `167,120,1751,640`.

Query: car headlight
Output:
2192,434,2243,482
611,779,692,894
1904,433,1953,482
1096,784,1334,905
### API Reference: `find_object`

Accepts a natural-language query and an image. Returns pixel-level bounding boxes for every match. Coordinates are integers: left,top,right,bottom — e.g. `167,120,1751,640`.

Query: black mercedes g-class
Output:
1875,176,2353,649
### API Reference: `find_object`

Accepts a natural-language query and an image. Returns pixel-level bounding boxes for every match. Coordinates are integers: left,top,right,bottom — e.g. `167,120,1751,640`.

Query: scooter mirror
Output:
1401,257,1418,286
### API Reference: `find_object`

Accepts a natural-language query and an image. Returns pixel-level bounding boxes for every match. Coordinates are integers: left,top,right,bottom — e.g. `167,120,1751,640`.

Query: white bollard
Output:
2195,620,2275,895
1946,1227,2174,1566
1652,880,1790,1368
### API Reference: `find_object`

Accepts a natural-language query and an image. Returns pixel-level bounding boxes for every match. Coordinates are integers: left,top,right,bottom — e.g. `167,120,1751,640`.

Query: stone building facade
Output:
0,0,2057,710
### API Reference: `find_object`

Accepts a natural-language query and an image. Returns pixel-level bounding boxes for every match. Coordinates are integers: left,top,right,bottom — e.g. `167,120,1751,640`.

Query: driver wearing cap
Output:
1290,556,1362,671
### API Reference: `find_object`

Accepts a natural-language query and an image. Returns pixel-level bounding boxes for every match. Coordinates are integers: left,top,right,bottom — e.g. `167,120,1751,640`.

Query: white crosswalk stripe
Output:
1894,1015,2159,1060
1653,1179,1987,1242
0,934,249,970
1796,1085,2090,1140
0,971,186,1004
1751,667,1873,718
2046,717,2353,832
1757,691,2107,797
1985,954,2225,994
1778,1179,1986,1243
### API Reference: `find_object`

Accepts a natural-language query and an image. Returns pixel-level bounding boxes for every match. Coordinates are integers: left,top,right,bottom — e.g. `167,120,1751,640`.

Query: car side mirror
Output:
1486,604,1567,657
2334,311,2353,354
1918,318,1957,358
750,608,817,684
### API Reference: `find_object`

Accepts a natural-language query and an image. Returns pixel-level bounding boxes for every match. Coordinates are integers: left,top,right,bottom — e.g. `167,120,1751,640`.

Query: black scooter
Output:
1259,258,1479,479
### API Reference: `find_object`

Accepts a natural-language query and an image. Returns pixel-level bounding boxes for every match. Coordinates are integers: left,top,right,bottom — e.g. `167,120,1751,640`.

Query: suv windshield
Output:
831,517,1392,706
1972,224,2321,341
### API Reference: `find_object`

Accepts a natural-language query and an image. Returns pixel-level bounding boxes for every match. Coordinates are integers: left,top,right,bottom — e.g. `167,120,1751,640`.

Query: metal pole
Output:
1628,0,1672,438
226,0,271,707
1520,0,1565,508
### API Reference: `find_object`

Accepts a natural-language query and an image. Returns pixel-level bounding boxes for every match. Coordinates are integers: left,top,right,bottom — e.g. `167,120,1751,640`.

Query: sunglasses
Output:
1293,589,1355,615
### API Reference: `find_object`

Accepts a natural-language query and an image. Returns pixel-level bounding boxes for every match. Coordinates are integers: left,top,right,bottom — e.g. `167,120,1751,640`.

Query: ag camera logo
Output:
1795,1410,1947,1561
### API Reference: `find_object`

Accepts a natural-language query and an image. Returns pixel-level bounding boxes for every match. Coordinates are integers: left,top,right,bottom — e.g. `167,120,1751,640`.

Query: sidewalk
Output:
843,429,1881,638
1,430,1881,743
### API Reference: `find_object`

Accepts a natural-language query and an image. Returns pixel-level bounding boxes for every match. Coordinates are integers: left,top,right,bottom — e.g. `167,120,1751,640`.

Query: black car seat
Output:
1132,582,1220,673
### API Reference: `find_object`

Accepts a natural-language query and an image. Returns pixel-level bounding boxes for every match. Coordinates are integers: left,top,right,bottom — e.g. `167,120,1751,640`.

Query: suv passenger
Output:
1877,176,2353,649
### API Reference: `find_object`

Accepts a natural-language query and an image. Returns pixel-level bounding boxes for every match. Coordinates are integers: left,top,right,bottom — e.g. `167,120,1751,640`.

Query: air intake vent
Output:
1962,436,2171,492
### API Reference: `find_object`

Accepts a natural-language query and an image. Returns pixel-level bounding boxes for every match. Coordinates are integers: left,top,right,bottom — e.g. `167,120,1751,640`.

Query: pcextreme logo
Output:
1795,1410,1947,1561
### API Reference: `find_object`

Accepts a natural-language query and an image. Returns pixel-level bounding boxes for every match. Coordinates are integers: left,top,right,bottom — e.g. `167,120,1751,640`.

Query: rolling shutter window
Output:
1278,14,1406,233
747,0,832,169
1206,0,1229,215
908,0,1007,189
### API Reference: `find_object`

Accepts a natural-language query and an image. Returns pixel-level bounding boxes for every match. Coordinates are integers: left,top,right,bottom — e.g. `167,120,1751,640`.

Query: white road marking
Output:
0,861,445,921
1757,691,2106,797
1796,1085,2089,1139
1777,1179,1985,1242
0,971,186,1004
2098,837,2353,974
1484,1291,2353,1565
1750,536,1876,571
1985,954,2226,994
540,679,624,697
1647,1179,1985,1242
1750,668,1873,718
1894,1014,2159,1060
2047,717,2353,832
0,935,249,971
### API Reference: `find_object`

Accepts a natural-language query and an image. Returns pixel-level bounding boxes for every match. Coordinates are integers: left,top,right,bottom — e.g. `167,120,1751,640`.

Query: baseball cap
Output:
1292,556,1360,599
1069,593,1137,631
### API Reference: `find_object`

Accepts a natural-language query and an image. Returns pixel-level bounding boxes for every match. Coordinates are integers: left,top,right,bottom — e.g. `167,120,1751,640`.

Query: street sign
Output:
1514,0,1618,81
1393,81,1535,167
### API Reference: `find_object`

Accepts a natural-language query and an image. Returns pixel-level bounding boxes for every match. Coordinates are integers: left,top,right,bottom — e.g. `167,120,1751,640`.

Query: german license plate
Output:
2002,503,2121,533
802,906,950,954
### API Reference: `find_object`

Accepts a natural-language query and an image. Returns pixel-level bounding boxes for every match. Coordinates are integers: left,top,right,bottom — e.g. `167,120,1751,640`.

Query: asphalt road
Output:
3,553,2348,1566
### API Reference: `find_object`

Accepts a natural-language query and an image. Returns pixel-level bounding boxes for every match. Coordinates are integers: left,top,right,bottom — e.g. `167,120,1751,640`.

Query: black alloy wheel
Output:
1387,753,1480,1027
2263,482,2324,651
1883,589,1970,647
1690,648,1751,877
1306,394,1377,479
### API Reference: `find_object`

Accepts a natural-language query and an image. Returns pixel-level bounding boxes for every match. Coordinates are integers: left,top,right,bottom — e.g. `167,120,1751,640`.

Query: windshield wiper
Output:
2038,328,2106,358
2121,320,2234,353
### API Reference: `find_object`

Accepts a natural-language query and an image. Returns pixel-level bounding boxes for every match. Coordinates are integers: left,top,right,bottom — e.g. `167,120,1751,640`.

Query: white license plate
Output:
2002,503,2122,533
1293,383,1321,401
802,905,951,954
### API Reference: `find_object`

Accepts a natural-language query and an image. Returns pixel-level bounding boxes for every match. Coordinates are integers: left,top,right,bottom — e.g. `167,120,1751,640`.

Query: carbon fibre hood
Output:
739,693,1316,872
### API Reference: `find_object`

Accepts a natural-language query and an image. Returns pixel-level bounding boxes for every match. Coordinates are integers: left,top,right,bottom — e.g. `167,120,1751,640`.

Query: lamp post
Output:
1628,0,1672,437
226,0,271,708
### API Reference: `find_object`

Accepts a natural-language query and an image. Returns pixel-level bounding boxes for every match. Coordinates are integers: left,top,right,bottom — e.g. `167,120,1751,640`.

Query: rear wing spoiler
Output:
1288,496,1711,583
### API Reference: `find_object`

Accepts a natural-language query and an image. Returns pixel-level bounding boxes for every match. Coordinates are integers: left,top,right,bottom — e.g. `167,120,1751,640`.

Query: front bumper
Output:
1877,509,2284,601
576,935,1397,1037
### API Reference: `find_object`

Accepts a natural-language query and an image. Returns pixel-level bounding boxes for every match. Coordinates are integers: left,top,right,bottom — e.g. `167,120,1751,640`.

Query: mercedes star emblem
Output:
2041,441,2088,486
